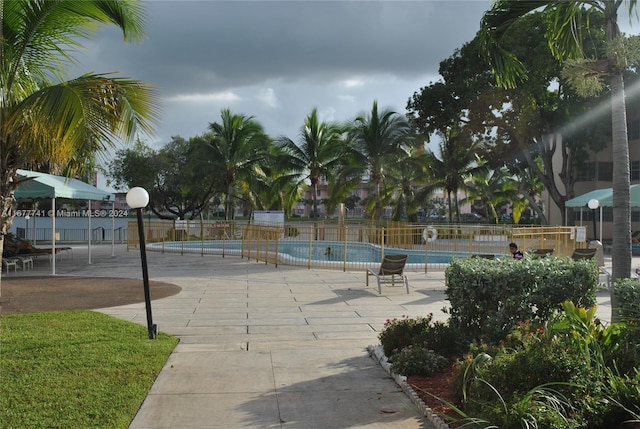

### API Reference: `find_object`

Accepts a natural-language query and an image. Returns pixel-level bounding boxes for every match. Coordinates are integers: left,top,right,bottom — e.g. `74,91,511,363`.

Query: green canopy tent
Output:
14,169,115,274
565,185,640,240
565,188,615,208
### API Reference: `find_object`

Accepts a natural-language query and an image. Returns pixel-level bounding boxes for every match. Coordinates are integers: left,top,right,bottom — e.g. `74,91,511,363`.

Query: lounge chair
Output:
2,258,19,273
531,248,554,257
4,233,71,262
571,248,598,260
471,254,495,259
366,254,409,294
572,248,612,288
16,255,34,270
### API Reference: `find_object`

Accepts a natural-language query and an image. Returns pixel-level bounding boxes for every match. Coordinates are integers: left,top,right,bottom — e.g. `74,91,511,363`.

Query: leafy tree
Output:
1,0,158,281
408,12,611,226
107,140,158,196
510,159,547,224
419,125,486,223
107,137,222,219
462,167,519,223
275,108,346,218
479,0,639,320
379,150,428,222
347,101,414,220
207,109,270,220
235,143,300,218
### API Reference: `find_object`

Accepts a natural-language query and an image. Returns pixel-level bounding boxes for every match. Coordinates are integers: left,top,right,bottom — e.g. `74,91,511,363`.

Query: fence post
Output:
274,231,278,268
308,224,313,270
343,226,348,272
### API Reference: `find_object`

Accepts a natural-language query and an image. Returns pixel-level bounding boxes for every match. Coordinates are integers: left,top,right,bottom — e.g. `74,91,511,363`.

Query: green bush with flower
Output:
377,257,640,428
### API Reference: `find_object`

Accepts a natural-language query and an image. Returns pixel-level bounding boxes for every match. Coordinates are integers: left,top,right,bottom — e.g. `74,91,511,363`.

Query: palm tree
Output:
275,108,346,218
1,0,159,276
479,0,637,320
420,126,486,223
347,101,413,220
462,167,519,223
379,150,428,222
207,109,270,220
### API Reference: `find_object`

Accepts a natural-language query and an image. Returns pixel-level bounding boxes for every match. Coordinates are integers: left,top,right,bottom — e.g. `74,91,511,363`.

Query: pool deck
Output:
5,244,619,429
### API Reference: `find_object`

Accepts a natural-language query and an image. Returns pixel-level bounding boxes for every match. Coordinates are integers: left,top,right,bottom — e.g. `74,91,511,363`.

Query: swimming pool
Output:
148,239,474,267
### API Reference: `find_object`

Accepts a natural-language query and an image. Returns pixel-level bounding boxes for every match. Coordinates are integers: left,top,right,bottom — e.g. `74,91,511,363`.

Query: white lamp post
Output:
588,198,600,242
25,214,30,238
126,187,157,339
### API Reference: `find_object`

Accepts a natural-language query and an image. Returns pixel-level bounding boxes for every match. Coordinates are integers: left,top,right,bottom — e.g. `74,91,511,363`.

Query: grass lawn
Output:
0,310,178,428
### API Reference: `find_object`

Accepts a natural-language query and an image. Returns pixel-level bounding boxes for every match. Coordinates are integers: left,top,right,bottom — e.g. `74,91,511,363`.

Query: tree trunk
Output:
609,70,630,322
225,182,234,220
312,182,318,218
0,170,19,297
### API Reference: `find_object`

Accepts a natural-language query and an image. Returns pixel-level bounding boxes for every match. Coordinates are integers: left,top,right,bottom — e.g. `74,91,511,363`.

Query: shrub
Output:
379,314,434,358
613,278,640,322
445,257,599,345
378,314,469,359
391,345,448,376
453,303,640,428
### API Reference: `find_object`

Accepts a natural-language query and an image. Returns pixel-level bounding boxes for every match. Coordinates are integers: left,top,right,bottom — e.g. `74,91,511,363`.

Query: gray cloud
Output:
77,0,492,145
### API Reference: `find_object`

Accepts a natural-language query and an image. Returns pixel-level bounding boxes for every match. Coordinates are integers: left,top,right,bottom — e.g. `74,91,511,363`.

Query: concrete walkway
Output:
12,244,616,428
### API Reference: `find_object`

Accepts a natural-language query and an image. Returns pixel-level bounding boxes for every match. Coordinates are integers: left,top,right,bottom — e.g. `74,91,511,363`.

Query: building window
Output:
629,119,640,140
632,161,640,181
577,162,596,181
597,162,613,181
577,162,614,181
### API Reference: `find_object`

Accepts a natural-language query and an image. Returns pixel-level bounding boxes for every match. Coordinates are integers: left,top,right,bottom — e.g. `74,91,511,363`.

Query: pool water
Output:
151,239,468,265
279,241,461,264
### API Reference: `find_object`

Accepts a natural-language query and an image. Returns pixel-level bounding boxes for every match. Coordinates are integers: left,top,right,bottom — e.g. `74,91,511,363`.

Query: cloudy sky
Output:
77,0,496,150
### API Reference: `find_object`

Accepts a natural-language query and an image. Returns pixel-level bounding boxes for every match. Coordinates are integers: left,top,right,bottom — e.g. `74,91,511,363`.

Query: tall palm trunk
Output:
605,7,630,322
610,70,630,322
226,181,235,220
312,180,319,218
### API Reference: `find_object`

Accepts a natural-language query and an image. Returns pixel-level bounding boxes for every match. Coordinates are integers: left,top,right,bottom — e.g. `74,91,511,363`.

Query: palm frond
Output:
5,73,159,170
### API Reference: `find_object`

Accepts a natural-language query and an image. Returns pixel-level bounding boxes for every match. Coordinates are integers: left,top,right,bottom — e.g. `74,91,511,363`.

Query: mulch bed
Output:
408,363,462,428
0,276,181,315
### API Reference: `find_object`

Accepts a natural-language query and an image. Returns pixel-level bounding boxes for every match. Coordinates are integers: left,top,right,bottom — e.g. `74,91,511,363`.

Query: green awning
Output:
565,188,613,208
15,169,113,201
566,185,640,208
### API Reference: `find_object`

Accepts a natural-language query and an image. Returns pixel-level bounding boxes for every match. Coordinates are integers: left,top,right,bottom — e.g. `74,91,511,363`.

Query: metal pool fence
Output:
127,220,584,272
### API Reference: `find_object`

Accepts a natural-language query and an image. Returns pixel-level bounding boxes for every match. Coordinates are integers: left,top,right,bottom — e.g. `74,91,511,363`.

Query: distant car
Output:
427,213,445,220
459,213,484,221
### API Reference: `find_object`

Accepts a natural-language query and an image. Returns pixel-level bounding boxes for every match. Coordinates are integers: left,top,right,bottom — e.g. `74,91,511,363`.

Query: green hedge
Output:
613,278,640,322
445,257,599,345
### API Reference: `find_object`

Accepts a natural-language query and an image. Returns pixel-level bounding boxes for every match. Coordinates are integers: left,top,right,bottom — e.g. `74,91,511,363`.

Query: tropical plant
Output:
206,109,270,220
378,149,428,222
479,0,639,320
391,346,448,377
1,0,159,286
347,101,414,220
462,167,519,223
275,108,346,218
419,125,486,223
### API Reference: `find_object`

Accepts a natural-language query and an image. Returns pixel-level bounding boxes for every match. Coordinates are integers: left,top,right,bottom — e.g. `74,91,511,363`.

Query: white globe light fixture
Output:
126,186,157,339
126,186,149,209
588,199,600,242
